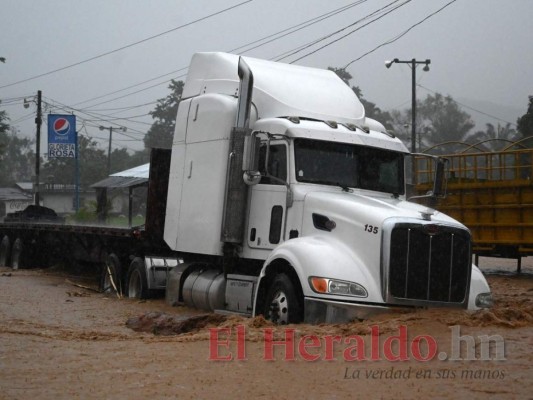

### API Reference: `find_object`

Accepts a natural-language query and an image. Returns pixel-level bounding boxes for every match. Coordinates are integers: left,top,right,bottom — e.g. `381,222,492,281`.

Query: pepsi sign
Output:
48,114,76,158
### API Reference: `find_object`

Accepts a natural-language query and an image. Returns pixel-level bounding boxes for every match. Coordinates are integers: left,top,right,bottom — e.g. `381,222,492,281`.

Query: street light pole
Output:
99,125,126,175
385,58,431,153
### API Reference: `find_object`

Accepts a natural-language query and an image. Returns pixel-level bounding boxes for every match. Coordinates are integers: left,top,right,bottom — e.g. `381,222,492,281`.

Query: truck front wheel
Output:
264,273,303,324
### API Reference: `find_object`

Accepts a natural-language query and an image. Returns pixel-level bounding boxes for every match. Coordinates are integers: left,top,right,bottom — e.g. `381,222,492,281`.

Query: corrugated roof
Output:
111,163,149,178
15,182,33,191
0,187,33,201
91,163,149,189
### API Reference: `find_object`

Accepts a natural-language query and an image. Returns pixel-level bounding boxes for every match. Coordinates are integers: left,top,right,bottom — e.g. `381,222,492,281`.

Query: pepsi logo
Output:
53,118,71,136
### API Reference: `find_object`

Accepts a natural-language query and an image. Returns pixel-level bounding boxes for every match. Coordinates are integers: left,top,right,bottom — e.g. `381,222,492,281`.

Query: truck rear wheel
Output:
127,257,150,299
101,253,122,296
10,238,24,270
0,236,10,267
264,273,303,324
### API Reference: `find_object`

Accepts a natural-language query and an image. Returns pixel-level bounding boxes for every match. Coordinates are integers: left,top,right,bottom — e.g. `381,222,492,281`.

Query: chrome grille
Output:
388,224,471,304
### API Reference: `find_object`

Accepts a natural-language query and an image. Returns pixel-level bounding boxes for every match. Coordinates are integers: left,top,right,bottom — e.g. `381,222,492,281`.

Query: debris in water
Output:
126,312,228,335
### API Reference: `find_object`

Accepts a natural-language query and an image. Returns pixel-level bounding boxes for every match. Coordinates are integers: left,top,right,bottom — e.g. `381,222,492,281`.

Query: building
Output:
0,184,33,219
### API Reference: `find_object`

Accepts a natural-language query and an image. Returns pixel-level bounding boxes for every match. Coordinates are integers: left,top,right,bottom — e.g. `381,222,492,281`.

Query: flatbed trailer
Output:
415,146,533,272
0,148,173,292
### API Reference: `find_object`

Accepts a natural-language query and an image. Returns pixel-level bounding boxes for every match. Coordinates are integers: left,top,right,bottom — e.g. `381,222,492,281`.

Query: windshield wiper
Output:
306,179,352,192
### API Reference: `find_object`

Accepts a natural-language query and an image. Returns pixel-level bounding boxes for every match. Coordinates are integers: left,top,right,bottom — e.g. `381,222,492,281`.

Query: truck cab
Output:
158,52,492,324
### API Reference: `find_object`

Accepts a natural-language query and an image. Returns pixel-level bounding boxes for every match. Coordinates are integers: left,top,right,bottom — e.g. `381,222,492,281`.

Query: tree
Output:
328,67,394,130
0,118,35,186
517,95,533,146
388,108,428,150
466,123,519,151
0,110,9,158
42,135,108,188
417,93,475,146
144,79,184,149
108,147,145,174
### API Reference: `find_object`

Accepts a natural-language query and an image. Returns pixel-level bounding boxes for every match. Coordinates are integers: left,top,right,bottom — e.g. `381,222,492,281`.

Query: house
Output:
91,163,149,226
41,183,96,215
0,185,33,219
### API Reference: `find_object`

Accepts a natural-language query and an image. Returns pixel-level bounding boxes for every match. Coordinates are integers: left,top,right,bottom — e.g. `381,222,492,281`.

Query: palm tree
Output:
466,123,520,152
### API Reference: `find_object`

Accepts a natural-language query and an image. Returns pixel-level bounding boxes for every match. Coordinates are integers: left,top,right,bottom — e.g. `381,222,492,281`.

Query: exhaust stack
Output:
221,57,254,244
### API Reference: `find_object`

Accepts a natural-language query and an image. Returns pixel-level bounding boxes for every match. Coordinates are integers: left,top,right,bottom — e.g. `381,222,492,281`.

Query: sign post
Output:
47,114,76,158
47,114,79,211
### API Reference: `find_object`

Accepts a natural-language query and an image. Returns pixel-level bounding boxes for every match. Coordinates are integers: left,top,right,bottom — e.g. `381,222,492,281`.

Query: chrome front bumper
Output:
304,297,402,324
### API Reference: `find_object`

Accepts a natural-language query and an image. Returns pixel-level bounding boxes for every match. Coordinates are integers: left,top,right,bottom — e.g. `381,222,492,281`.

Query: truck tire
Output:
0,236,10,267
10,238,24,270
264,273,303,324
101,253,122,296
126,257,150,299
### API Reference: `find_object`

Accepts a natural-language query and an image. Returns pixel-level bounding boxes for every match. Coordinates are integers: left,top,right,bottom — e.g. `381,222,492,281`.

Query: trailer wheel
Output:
101,253,122,296
127,257,150,299
0,236,10,267
264,273,303,324
10,238,24,270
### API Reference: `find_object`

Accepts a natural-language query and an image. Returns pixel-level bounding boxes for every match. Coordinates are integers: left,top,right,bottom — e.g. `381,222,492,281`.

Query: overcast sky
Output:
1,0,532,155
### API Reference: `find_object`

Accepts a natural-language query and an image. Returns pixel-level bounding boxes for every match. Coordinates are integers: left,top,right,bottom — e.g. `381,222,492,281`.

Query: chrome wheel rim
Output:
268,290,289,324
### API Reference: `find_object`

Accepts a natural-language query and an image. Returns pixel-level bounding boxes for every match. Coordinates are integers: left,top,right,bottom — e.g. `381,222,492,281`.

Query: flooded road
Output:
0,257,531,399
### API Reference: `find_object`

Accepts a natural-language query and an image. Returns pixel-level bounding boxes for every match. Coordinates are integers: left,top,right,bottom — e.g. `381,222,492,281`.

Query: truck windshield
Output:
294,138,405,195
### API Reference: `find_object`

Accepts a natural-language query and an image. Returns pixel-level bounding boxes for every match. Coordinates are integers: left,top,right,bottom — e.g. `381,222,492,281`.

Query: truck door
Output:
247,142,288,250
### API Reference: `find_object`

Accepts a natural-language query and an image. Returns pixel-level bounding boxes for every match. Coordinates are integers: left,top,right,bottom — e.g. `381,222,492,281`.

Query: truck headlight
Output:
475,292,493,308
309,277,368,298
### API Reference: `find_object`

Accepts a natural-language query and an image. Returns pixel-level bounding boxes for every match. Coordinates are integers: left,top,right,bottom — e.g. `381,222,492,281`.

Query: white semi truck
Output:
162,52,492,323
0,52,492,324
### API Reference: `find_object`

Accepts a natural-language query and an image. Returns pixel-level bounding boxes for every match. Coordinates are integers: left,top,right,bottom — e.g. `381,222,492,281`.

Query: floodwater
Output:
0,257,531,399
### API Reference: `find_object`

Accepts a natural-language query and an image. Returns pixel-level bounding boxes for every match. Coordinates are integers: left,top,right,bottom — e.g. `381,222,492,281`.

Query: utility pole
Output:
99,125,126,175
35,90,42,206
385,58,431,153
107,127,113,176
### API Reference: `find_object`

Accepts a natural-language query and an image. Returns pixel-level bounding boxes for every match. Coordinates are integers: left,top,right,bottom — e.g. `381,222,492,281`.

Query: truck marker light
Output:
310,277,328,293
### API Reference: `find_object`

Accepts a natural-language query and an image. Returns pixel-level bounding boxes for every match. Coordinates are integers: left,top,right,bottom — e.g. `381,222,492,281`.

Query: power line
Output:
73,69,187,108
418,84,518,128
0,0,253,90
43,97,147,138
344,0,458,68
80,74,187,110
230,0,369,55
276,0,411,63
64,1,374,110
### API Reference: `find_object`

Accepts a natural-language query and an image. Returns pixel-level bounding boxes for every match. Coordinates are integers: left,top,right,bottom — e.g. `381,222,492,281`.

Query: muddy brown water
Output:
0,257,531,399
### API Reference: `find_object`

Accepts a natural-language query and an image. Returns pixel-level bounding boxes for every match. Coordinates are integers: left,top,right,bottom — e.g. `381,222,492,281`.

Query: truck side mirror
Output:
242,134,261,185
432,157,448,198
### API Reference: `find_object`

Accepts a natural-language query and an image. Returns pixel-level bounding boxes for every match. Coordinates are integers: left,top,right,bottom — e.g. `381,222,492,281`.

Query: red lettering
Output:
298,335,321,361
411,335,437,362
370,325,380,360
343,335,366,361
209,327,233,361
236,324,246,360
263,328,295,361
383,325,409,361
323,335,342,361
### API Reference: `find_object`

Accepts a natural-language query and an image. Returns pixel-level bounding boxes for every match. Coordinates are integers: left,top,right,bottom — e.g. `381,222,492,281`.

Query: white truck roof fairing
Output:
182,52,366,125
252,118,409,153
